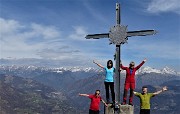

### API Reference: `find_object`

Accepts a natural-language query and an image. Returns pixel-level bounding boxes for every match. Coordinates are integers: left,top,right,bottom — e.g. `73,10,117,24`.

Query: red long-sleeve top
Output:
120,61,145,83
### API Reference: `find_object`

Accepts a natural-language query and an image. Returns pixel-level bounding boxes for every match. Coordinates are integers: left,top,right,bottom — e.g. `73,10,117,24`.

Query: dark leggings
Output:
104,82,115,103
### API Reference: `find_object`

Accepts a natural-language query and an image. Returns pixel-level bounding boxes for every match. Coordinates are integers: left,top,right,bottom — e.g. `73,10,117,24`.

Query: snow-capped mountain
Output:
161,66,178,75
136,66,161,74
0,65,179,76
52,66,98,73
137,66,179,75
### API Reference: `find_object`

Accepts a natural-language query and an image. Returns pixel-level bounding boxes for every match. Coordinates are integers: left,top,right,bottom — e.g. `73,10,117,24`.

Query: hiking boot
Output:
121,102,126,105
129,102,133,106
110,103,114,108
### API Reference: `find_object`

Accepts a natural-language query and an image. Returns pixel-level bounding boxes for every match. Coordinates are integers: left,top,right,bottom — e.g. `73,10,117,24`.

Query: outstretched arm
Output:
79,93,89,97
93,60,104,69
101,99,108,107
143,58,147,62
153,86,168,95
135,58,147,70
133,91,140,97
120,60,126,70
133,91,138,94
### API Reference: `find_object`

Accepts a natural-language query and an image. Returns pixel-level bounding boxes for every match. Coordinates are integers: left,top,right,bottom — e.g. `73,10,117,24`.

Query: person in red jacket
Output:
79,90,108,114
120,58,147,105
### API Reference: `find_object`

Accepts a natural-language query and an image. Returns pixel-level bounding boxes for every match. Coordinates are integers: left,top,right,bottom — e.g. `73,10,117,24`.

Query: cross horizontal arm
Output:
127,30,157,37
85,33,109,39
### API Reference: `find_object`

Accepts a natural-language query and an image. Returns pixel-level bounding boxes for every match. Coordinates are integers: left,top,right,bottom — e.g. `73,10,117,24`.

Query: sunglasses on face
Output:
95,93,100,95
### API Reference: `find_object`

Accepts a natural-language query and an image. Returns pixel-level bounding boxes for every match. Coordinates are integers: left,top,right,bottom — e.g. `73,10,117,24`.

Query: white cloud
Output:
69,26,87,40
0,18,62,58
31,23,61,39
0,18,24,36
147,0,180,14
0,18,92,62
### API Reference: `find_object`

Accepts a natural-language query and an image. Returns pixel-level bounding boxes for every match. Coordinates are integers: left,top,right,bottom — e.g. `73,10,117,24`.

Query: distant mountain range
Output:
0,64,180,114
1,58,179,75
0,65,179,76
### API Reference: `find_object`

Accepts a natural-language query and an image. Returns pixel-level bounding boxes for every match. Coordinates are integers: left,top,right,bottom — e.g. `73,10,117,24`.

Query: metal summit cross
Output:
85,3,157,114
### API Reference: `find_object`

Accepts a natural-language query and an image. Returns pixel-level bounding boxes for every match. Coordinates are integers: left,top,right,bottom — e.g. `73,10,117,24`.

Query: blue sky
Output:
0,0,180,71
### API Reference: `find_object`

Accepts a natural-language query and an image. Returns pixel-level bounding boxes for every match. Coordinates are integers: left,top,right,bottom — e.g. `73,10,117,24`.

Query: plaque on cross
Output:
85,3,157,114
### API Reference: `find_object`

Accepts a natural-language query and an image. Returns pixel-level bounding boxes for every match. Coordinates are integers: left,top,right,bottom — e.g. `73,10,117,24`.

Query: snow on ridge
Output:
51,66,96,73
137,66,178,75
65,66,179,75
0,65,179,76
137,66,161,74
161,66,177,75
69,67,95,72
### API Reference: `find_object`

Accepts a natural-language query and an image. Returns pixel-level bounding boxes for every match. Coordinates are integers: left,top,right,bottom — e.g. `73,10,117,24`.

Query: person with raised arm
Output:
93,60,115,104
120,58,147,105
79,90,108,114
134,86,168,114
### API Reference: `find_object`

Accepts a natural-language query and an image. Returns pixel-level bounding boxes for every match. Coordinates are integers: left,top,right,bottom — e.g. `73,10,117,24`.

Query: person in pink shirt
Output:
79,90,108,114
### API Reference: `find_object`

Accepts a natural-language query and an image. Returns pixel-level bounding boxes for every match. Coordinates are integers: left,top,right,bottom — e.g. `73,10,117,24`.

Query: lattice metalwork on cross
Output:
85,3,157,114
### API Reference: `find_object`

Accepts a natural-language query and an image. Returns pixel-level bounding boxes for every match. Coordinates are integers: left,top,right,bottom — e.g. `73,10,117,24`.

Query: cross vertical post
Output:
114,3,121,113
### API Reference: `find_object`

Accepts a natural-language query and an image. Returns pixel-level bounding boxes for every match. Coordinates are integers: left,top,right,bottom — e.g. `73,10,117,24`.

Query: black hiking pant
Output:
104,82,115,103
140,109,150,114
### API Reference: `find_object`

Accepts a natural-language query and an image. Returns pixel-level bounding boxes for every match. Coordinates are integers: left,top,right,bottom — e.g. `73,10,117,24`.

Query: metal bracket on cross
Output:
109,25,128,45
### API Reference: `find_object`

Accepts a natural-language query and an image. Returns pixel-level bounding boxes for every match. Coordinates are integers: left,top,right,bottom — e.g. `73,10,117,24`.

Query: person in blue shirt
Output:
93,60,115,104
